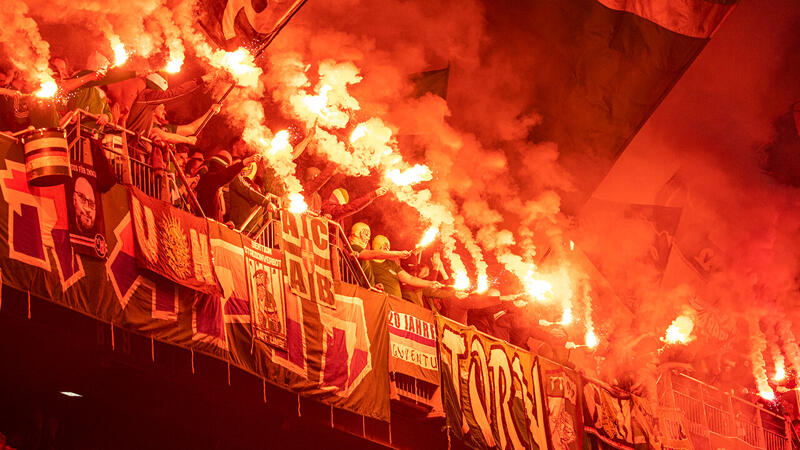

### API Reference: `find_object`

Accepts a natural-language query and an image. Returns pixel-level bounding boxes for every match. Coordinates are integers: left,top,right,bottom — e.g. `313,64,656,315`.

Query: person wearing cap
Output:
320,186,390,225
370,235,442,300
125,71,217,137
227,161,276,231
195,149,261,221
348,222,412,285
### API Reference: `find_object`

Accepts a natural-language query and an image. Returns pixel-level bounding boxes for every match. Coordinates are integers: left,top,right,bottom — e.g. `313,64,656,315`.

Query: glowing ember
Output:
269,130,292,155
385,164,433,186
453,271,470,290
350,123,368,143
288,193,307,214
35,80,57,98
585,330,598,348
560,307,573,326
569,240,575,251
165,58,183,73
476,274,489,293
416,226,439,248
112,43,128,66
662,314,695,344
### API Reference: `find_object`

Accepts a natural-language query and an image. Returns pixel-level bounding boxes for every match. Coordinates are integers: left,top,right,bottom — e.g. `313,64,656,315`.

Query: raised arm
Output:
398,270,443,289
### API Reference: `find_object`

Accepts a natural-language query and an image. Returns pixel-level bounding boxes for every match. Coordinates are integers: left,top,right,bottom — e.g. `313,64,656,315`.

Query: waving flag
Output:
198,0,308,51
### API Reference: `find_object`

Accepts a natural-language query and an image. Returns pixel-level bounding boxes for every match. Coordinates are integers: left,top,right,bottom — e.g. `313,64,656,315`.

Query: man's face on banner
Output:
73,177,96,232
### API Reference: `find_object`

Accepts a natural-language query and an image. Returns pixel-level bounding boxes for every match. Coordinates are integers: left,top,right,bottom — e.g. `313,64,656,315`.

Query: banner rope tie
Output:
330,406,334,428
297,393,301,417
262,379,267,404
362,415,365,437
190,348,195,374
110,322,115,350
227,359,231,386
27,290,31,319
150,335,155,362
447,426,451,450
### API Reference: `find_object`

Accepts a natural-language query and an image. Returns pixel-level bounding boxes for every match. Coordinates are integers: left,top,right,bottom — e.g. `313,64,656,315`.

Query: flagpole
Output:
192,0,309,136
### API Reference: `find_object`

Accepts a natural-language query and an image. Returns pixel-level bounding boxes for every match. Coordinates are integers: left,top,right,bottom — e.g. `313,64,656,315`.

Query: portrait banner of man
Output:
66,162,107,259
243,235,288,350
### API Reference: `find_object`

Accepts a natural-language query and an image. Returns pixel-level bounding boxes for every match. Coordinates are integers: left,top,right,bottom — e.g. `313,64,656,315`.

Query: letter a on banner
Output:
280,210,335,308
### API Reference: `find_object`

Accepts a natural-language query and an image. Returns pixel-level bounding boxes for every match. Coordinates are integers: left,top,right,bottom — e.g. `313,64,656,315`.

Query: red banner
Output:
129,188,220,296
388,296,439,385
280,210,335,307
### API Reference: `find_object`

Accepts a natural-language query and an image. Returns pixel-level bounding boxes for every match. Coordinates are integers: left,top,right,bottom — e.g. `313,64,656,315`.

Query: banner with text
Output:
388,296,439,385
129,188,220,296
243,236,287,350
436,314,550,450
280,210,335,307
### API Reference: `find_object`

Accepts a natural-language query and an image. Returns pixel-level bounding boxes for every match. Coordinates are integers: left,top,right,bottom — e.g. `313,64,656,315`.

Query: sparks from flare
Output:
476,274,489,293
523,270,552,301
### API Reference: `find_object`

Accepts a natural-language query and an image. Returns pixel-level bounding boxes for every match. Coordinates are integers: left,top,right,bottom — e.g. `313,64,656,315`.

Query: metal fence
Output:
659,372,789,450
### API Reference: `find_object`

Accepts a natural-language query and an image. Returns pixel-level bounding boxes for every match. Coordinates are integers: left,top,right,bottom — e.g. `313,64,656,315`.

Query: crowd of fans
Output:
0,53,572,362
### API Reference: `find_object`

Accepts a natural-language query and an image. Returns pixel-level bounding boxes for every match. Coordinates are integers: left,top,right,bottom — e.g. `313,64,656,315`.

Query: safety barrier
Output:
659,371,789,450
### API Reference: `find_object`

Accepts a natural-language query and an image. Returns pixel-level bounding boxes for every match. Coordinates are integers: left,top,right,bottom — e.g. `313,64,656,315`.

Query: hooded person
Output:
195,149,261,222
320,186,390,225
227,160,276,231
149,102,222,146
348,222,413,285
369,235,442,301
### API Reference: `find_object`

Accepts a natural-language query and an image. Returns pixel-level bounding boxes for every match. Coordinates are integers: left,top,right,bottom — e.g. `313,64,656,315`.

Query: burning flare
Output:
416,226,439,248
165,58,183,73
453,271,470,290
662,314,695,345
476,274,489,293
35,79,57,98
111,41,128,67
385,164,432,186
268,130,292,155
288,193,308,214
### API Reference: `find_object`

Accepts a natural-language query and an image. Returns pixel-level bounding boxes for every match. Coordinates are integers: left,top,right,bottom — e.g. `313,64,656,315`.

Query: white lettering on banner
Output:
468,338,496,447
440,323,550,450
390,342,438,371
130,195,157,263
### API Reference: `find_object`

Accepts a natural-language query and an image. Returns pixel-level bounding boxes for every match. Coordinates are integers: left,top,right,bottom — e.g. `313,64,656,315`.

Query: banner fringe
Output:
389,422,392,445
150,335,155,362
227,359,231,386
190,348,195,374
297,393,301,417
262,379,267,404
26,290,30,319
361,415,365,437
110,322,115,350
330,405,334,428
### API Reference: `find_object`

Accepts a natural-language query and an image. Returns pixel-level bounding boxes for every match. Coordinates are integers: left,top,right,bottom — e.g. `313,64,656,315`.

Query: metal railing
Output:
659,371,789,450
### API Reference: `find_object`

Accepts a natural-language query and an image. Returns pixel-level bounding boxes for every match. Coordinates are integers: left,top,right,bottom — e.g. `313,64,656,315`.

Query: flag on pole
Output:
198,0,308,51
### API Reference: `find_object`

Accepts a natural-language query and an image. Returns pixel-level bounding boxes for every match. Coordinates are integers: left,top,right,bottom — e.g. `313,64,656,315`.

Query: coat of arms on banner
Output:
245,237,287,349
67,161,106,258
280,210,335,307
